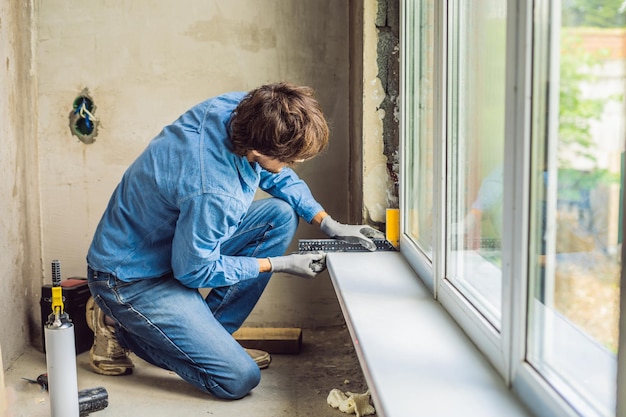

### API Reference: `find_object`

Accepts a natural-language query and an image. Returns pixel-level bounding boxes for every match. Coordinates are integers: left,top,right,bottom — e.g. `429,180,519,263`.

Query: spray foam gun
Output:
44,260,109,416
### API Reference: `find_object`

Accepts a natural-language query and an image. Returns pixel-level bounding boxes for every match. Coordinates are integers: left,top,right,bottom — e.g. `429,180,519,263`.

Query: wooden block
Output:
233,327,302,354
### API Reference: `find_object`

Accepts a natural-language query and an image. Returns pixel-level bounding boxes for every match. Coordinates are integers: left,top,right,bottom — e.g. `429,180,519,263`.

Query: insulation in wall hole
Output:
69,89,98,144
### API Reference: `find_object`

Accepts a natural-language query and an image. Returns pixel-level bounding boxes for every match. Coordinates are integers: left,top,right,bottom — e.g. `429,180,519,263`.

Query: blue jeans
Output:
87,198,299,400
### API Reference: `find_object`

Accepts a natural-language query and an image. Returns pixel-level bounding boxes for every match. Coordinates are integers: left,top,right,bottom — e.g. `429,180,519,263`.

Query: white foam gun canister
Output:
44,260,79,417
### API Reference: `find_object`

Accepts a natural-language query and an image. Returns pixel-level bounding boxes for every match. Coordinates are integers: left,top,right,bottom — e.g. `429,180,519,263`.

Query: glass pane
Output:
527,2,625,415
446,0,507,328
404,0,435,257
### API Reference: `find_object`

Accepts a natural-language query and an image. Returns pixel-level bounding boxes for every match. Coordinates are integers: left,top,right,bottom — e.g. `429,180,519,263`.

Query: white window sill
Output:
326,251,533,417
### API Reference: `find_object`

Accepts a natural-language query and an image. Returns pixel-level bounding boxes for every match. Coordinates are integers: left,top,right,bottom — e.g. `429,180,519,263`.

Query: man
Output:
86,82,382,400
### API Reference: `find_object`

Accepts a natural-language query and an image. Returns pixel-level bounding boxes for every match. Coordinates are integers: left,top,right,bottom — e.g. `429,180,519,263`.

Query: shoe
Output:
86,297,134,376
246,348,271,369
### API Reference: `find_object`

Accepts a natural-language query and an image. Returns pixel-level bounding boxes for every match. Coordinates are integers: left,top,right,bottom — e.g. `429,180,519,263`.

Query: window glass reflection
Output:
447,0,507,329
405,1,435,257
527,2,625,415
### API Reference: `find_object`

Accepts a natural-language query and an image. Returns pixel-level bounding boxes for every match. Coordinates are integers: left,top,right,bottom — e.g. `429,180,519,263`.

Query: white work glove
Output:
320,216,384,252
269,252,327,279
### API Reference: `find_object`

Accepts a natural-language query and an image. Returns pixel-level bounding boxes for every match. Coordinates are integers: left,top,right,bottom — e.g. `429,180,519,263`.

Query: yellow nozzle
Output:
51,286,64,315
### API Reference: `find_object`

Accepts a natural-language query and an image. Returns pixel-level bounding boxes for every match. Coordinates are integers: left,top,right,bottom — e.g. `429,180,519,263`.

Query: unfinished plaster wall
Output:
0,0,43,367
361,0,400,227
36,0,349,332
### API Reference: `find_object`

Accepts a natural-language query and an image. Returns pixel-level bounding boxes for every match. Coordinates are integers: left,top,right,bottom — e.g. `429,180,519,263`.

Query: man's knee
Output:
269,198,298,234
209,360,261,400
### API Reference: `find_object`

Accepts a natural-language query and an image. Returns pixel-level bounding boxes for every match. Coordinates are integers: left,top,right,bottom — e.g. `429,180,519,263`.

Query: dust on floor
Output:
5,325,374,417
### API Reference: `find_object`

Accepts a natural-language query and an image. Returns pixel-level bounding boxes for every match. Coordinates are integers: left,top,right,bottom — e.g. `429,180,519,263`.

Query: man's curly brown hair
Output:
229,82,329,163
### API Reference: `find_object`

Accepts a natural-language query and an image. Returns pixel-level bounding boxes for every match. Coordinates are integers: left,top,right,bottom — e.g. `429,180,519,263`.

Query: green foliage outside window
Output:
563,0,626,28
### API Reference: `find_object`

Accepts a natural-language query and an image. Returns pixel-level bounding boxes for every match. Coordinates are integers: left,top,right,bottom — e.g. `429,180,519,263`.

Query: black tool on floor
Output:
22,373,109,416
21,374,49,391
77,387,109,416
298,238,397,253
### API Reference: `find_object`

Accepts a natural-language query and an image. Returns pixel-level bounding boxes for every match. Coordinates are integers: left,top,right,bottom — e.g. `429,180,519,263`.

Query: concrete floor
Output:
5,325,373,417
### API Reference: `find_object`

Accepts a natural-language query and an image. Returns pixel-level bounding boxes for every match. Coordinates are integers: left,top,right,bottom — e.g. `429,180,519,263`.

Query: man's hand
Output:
320,216,384,252
268,253,327,279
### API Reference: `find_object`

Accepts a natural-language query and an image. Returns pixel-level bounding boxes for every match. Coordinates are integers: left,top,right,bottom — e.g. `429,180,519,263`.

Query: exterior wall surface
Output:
362,0,399,227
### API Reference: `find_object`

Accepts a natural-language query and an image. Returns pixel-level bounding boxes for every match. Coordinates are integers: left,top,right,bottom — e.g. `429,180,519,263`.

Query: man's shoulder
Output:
193,91,244,109
203,91,247,115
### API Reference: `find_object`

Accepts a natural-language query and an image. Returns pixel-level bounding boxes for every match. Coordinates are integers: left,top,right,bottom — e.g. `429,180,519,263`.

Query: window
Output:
403,0,435,259
446,0,507,329
400,1,625,416
526,1,625,415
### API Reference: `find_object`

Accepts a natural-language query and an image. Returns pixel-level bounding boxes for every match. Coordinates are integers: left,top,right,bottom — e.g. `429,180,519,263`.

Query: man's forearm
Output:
258,258,272,273
311,211,329,227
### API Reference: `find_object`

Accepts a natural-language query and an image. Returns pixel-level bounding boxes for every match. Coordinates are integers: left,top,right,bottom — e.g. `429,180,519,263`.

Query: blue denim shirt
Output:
87,92,324,288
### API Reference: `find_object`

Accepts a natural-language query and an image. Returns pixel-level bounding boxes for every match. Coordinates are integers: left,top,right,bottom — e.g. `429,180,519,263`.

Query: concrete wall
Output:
1,0,397,368
362,0,399,227
34,0,350,334
0,0,43,368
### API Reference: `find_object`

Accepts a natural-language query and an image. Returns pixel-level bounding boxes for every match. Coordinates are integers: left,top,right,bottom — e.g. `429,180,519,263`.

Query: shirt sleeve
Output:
170,193,259,288
258,167,324,223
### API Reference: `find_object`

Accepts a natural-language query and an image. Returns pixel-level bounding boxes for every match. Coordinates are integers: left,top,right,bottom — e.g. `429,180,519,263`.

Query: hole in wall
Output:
69,88,99,144
72,96,95,135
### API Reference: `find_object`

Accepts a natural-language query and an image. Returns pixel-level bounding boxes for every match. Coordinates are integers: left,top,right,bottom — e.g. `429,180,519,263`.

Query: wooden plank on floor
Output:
233,327,302,354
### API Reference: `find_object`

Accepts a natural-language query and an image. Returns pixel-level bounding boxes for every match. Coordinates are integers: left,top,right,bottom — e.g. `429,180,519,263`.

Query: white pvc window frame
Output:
399,1,625,416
